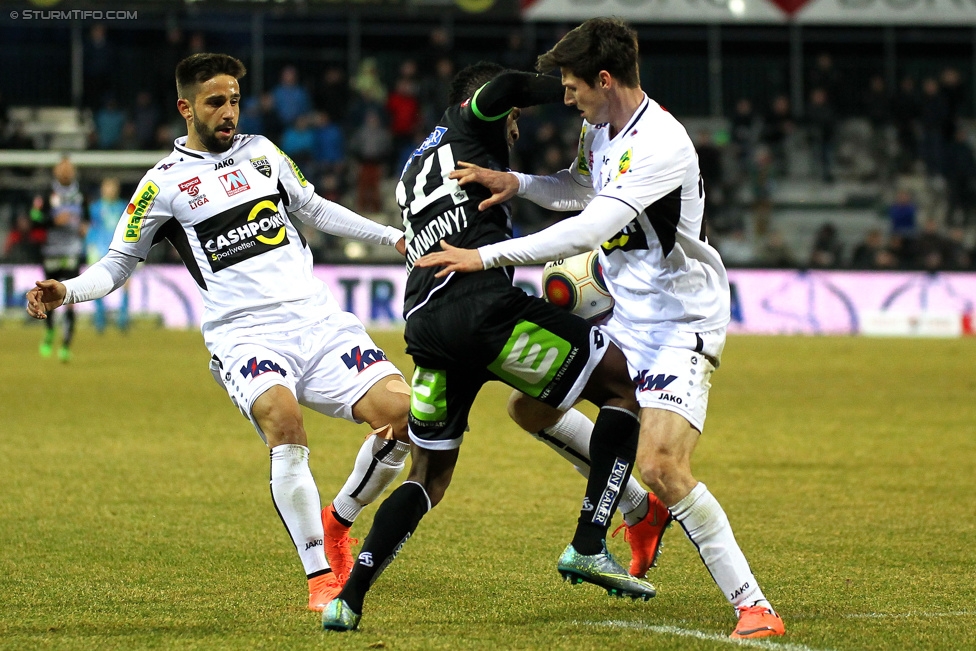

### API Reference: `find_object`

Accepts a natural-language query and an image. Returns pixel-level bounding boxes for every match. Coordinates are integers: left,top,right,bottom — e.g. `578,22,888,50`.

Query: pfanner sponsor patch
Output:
276,146,307,187
193,195,289,271
123,181,159,242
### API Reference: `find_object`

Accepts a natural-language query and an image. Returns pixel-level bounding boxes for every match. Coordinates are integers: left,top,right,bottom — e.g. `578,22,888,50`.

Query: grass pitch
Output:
1,320,974,651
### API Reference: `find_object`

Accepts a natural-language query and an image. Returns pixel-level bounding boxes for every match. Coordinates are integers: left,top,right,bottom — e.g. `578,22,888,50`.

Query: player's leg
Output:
324,362,478,631
321,376,412,583
295,314,411,583
93,297,106,334
59,305,76,361
39,263,58,358
629,329,783,639
209,343,338,611
507,391,670,577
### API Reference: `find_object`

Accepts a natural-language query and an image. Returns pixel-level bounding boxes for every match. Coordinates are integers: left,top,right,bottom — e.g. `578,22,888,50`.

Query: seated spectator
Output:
238,92,284,144
311,111,345,174
806,87,836,183
756,230,795,268
943,227,971,270
387,76,422,170
272,65,312,127
349,58,388,128
132,90,160,149
808,222,843,269
944,125,976,227
314,65,350,126
280,114,315,167
2,209,45,263
761,95,794,177
717,228,756,267
349,110,391,214
914,218,946,270
850,228,887,269
94,96,127,149
887,189,918,236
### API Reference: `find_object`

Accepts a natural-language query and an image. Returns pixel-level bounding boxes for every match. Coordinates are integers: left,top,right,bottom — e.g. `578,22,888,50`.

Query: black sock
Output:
63,308,75,347
338,481,430,614
571,406,639,555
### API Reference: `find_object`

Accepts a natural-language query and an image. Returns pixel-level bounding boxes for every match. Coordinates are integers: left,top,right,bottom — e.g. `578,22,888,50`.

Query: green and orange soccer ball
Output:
542,250,614,322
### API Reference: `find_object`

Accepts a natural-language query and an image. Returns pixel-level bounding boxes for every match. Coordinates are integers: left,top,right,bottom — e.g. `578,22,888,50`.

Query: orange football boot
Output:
308,572,342,612
322,505,358,584
730,605,786,639
611,493,673,577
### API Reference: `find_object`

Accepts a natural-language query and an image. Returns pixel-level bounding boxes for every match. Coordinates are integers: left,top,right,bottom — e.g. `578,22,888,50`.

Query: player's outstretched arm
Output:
414,241,484,278
449,162,519,212
26,280,66,319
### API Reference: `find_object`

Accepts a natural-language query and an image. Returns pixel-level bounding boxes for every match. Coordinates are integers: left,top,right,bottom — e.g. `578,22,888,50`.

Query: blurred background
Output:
2,0,976,334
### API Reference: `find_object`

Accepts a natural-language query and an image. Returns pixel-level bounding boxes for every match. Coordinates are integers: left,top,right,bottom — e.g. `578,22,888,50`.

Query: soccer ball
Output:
542,250,614,322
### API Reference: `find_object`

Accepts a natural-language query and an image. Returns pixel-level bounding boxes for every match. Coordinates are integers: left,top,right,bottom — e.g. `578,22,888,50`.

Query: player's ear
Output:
598,71,612,89
177,97,193,121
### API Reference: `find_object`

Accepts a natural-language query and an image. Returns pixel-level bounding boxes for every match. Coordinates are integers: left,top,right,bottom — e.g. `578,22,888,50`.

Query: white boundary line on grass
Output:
842,610,974,619
584,620,834,651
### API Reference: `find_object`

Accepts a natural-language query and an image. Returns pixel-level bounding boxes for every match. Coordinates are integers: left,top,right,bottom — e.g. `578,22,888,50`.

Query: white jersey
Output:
109,134,338,345
571,95,730,332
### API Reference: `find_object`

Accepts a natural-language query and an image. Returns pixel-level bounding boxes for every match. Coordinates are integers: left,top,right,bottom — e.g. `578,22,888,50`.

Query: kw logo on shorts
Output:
341,346,387,373
240,357,288,380
488,321,575,400
636,371,683,404
194,194,289,271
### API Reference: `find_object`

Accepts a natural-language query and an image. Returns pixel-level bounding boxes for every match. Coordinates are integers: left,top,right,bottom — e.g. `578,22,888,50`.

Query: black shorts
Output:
42,257,81,281
404,273,609,450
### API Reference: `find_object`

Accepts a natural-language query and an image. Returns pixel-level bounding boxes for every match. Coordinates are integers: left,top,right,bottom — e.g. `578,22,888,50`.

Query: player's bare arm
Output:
448,162,519,211
413,241,484,278
26,280,66,319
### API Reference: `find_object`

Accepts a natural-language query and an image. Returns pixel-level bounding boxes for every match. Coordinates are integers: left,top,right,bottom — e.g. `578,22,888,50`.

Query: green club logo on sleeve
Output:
410,367,448,422
488,321,573,397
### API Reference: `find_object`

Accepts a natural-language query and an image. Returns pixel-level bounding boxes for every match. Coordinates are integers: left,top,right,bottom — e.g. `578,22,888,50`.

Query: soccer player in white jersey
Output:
26,53,413,613
416,18,786,640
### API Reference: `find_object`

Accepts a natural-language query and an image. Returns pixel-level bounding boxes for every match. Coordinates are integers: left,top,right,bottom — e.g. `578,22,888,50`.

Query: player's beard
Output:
195,119,236,153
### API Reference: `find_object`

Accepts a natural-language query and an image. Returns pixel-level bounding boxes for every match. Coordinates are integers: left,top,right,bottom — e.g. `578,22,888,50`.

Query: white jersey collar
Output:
610,93,651,143
173,134,246,161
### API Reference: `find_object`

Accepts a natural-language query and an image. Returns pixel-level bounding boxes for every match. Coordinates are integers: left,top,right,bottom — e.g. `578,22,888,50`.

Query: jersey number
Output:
396,143,468,233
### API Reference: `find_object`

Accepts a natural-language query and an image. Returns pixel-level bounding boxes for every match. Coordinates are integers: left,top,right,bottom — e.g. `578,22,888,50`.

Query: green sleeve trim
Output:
470,83,512,122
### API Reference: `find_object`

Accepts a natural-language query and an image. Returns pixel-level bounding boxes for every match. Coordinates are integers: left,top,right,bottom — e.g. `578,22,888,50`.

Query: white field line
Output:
585,620,834,651
842,610,975,619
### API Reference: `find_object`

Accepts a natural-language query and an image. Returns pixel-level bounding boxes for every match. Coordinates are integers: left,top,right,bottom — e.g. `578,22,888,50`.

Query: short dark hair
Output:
176,53,247,100
448,61,505,105
536,18,639,88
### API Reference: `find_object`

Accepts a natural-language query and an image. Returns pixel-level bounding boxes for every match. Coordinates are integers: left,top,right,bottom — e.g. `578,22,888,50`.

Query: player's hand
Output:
414,241,484,278
395,235,406,257
449,161,519,212
26,279,67,319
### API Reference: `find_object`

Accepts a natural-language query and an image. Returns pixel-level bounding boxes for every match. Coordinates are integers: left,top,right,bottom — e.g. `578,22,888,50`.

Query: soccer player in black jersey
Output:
322,63,669,631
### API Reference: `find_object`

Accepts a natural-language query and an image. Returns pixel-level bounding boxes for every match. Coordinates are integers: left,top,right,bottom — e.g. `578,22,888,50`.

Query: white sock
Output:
671,482,771,611
269,444,328,577
534,408,649,520
331,436,409,523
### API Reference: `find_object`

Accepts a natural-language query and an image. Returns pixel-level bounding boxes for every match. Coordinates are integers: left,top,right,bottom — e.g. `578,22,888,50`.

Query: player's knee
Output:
252,394,305,446
507,391,560,433
636,449,682,497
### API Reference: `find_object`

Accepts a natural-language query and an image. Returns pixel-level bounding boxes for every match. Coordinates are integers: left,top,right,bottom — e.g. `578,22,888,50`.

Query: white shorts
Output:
208,310,403,443
601,319,727,433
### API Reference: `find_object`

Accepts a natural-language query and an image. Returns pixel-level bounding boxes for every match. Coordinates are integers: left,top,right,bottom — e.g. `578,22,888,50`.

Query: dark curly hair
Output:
175,53,247,100
448,61,506,105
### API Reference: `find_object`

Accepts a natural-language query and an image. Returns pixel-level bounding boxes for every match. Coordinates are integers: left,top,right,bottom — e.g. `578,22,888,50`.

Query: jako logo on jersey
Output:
214,158,234,170
123,180,159,242
157,162,177,170
358,552,374,567
636,371,678,392
341,346,388,373
239,357,288,380
194,195,290,271
250,156,272,178
593,458,629,526
219,169,250,197
178,177,202,196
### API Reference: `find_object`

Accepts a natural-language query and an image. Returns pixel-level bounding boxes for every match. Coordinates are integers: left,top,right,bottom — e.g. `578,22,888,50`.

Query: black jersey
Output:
399,71,562,316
